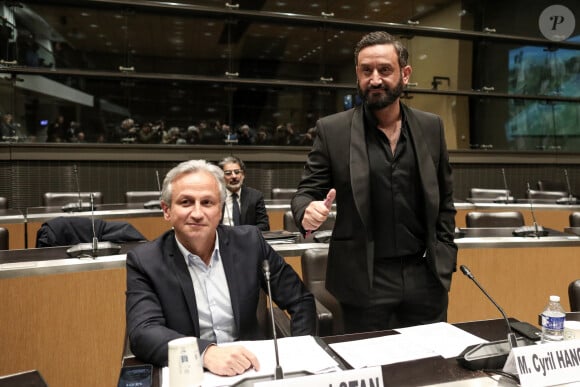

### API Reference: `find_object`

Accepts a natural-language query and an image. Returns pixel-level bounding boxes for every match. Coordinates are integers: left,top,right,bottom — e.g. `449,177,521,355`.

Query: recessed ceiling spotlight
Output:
80,12,90,17
310,3,320,8
383,1,391,5
341,5,351,10
90,24,99,28
114,14,123,19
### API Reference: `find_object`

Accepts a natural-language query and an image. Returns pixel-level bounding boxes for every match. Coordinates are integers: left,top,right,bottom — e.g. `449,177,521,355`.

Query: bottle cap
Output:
549,295,560,302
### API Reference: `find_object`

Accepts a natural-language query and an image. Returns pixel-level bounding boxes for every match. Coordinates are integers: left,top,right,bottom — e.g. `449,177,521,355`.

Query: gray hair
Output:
354,31,409,69
218,155,246,171
161,159,227,206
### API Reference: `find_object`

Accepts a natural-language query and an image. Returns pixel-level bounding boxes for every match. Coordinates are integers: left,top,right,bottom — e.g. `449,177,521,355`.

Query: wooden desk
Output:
0,242,324,387
0,209,26,249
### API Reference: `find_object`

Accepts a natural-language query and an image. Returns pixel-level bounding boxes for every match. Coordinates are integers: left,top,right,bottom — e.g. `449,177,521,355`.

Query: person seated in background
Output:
218,155,270,231
125,159,316,375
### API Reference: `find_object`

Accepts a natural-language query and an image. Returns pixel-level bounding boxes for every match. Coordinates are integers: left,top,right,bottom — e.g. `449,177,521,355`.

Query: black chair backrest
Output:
570,212,580,227
526,189,568,201
569,279,580,312
125,191,161,204
537,180,567,192
0,227,8,250
0,197,7,209
271,188,296,200
466,211,525,228
43,192,103,207
301,248,343,335
469,188,511,200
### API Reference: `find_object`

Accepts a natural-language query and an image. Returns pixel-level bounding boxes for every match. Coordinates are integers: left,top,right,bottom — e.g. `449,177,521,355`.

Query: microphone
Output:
143,170,162,209
457,264,525,370
232,261,312,386
556,169,578,205
513,183,547,237
66,193,121,258
494,168,514,203
262,260,284,380
62,164,93,212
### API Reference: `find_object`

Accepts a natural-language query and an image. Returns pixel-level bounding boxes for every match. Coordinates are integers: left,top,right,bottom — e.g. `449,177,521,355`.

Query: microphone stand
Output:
263,260,284,380
91,193,98,258
527,183,541,239
564,169,577,205
457,265,524,370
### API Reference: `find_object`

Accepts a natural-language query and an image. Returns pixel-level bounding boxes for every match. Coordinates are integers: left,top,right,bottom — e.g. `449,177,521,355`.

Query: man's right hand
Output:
301,189,336,232
203,345,260,376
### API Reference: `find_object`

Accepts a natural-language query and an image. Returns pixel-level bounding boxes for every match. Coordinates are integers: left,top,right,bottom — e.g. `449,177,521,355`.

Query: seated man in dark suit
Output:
125,159,315,376
218,156,270,231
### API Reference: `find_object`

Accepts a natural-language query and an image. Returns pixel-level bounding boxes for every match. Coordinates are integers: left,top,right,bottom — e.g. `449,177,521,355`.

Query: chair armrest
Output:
314,298,334,337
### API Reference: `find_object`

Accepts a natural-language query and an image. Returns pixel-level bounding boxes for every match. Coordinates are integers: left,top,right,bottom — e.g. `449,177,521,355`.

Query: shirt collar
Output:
175,232,220,266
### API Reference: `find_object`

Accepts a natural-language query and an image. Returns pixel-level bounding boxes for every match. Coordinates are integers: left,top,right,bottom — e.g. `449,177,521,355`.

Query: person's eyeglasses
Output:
223,169,243,176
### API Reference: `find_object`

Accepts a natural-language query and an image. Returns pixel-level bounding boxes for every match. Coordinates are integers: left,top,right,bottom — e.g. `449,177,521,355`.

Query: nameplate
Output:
504,339,580,387
255,366,384,387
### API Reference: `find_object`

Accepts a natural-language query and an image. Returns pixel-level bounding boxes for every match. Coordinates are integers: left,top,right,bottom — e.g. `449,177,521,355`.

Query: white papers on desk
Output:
162,335,341,387
329,322,488,369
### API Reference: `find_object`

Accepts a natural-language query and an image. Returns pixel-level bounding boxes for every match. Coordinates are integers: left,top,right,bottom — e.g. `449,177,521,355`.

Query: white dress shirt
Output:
175,234,237,343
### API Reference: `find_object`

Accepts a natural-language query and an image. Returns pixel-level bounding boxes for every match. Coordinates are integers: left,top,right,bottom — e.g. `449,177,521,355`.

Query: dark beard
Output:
358,77,404,111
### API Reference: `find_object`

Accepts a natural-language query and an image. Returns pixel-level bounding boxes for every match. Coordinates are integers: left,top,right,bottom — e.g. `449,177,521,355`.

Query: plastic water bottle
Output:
540,295,566,343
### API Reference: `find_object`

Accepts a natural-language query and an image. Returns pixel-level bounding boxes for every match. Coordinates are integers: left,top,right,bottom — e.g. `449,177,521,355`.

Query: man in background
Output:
219,156,270,231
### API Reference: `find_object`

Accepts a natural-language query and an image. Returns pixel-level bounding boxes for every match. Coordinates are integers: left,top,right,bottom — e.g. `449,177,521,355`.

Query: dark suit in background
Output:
126,225,315,366
222,185,270,231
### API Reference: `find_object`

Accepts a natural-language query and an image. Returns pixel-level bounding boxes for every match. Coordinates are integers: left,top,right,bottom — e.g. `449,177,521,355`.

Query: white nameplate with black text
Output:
255,366,383,387
504,339,580,387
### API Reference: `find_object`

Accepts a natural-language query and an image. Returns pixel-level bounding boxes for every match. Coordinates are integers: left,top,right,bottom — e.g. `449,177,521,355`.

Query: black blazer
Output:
222,185,270,231
292,103,457,306
125,225,315,366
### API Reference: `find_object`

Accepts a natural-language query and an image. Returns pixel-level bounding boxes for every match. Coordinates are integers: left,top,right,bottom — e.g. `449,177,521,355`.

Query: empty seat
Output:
301,248,343,336
466,211,525,228
526,189,568,201
43,192,103,207
271,188,297,200
0,227,8,250
537,180,567,192
125,191,161,204
0,197,7,209
569,279,580,312
468,188,511,201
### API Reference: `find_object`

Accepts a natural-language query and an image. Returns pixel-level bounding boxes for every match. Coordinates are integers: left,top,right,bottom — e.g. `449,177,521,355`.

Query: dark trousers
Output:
340,254,448,334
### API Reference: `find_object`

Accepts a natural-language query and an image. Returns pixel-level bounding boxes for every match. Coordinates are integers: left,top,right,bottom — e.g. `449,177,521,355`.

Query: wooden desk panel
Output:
0,268,125,387
449,246,580,326
2,222,26,250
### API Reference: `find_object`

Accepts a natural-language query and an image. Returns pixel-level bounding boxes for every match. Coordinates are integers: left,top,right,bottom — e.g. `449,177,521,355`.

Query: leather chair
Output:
537,180,567,192
43,192,103,207
570,212,580,227
0,370,48,386
0,227,8,250
301,248,343,336
271,188,297,200
569,279,580,312
465,211,525,228
468,188,511,202
526,189,568,201
125,191,161,204
0,196,7,209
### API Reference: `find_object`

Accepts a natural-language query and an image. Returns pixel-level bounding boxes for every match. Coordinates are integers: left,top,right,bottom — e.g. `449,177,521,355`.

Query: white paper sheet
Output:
329,322,489,369
162,335,341,387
